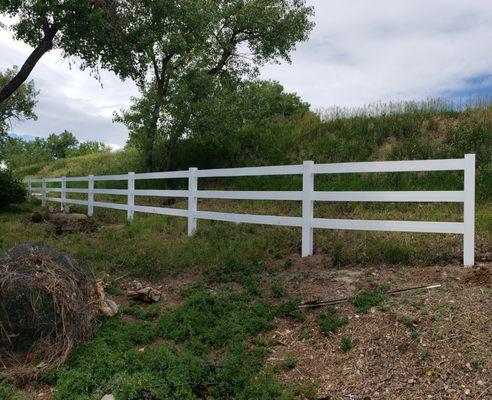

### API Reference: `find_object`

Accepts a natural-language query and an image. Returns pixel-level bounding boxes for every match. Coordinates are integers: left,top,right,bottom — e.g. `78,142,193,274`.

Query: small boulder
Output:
127,286,161,303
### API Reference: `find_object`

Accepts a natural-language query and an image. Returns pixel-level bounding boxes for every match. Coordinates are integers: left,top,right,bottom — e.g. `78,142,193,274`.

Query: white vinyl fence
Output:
25,155,476,266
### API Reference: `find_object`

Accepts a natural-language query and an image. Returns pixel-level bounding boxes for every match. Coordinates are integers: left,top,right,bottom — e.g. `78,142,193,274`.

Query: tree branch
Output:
0,24,58,104
207,30,239,75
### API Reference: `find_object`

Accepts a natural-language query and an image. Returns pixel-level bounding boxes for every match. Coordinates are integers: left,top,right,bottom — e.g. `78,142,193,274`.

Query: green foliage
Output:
0,380,32,400
46,130,78,159
0,170,26,209
168,80,310,171
331,242,349,267
381,242,412,265
157,288,275,353
122,304,161,321
271,279,287,298
48,269,309,399
1,132,111,171
318,306,348,334
340,334,353,352
115,0,314,171
0,67,38,138
0,1,131,88
275,297,306,322
350,288,387,314
274,355,297,372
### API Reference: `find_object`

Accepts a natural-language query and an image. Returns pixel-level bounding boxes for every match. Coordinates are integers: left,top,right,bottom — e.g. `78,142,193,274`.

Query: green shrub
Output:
318,306,348,334
340,334,353,352
350,288,387,314
0,171,26,209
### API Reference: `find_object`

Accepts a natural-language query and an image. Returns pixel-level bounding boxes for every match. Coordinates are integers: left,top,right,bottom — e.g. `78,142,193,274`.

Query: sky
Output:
1,0,492,148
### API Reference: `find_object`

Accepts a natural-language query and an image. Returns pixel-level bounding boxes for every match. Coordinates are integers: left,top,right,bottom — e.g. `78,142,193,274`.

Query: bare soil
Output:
265,258,492,400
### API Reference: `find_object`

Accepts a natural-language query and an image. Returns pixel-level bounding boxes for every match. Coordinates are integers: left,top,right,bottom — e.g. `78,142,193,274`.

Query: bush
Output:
0,171,26,209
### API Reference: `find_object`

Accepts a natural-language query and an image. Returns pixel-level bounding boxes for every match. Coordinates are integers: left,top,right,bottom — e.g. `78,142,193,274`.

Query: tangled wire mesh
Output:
0,243,99,384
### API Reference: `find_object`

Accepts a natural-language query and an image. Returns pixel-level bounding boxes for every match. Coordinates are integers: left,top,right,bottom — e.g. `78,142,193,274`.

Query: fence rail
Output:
25,155,476,266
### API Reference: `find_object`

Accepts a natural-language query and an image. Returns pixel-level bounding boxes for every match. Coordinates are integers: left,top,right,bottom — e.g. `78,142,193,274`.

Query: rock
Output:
104,299,119,316
129,280,144,291
127,286,161,303
31,212,43,223
101,395,115,400
95,280,119,317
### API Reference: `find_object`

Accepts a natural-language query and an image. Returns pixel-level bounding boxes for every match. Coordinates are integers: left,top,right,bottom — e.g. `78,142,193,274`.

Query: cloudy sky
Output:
2,0,492,148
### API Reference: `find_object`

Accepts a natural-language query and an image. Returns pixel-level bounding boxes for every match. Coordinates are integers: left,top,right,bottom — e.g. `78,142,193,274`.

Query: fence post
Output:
188,167,198,236
127,172,135,221
41,178,46,207
27,179,32,199
302,160,314,257
463,154,475,267
88,175,94,217
61,176,66,210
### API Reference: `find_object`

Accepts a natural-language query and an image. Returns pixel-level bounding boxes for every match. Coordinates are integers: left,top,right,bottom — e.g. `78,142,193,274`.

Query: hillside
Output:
20,103,492,201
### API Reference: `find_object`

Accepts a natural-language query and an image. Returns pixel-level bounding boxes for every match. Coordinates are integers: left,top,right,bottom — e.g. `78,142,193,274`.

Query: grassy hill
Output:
20,101,492,200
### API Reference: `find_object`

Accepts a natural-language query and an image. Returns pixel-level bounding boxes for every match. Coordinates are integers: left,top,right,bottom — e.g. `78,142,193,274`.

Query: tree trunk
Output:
164,133,179,171
0,25,58,104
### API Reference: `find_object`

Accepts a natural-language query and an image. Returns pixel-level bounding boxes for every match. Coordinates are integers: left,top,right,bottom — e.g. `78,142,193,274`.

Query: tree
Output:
115,0,314,171
0,170,26,209
0,0,127,104
167,80,311,170
0,133,111,170
0,136,50,170
0,67,38,138
46,130,78,159
74,141,111,157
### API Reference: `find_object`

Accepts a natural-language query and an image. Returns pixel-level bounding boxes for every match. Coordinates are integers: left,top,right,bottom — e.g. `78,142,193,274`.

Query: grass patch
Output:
349,287,387,314
47,284,312,399
273,355,297,373
318,306,348,334
0,380,32,400
121,303,161,320
340,335,353,353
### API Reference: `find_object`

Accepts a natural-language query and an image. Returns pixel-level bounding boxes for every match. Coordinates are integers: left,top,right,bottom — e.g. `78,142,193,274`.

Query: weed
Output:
432,330,445,341
274,355,297,372
0,380,32,400
382,242,413,265
340,335,353,352
271,279,287,298
350,287,387,314
397,314,416,329
420,350,431,362
319,306,348,334
275,297,306,322
122,303,161,320
433,301,457,317
299,330,313,340
289,273,308,289
332,242,349,267
410,330,421,342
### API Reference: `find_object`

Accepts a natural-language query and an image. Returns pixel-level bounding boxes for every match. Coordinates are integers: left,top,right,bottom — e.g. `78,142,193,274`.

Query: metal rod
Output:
298,284,442,309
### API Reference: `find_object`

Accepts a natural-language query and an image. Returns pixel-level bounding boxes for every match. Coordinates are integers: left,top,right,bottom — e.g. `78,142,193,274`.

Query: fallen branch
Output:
299,284,442,309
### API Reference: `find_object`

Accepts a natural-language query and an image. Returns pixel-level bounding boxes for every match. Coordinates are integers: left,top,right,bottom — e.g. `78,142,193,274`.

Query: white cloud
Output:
261,0,492,107
1,0,492,145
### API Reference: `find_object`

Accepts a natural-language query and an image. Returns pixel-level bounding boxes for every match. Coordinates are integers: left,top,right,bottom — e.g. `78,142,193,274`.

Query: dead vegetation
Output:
0,244,98,384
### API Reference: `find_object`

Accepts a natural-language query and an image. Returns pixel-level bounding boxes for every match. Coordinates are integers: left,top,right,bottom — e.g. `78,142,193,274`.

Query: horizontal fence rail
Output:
25,155,476,266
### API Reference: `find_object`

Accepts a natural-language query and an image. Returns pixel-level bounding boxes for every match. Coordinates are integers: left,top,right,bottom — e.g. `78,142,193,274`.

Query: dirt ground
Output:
265,257,492,400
